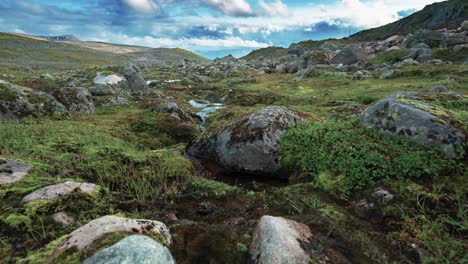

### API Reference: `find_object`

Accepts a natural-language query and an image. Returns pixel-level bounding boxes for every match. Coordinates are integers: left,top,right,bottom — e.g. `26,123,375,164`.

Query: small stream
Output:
188,99,225,130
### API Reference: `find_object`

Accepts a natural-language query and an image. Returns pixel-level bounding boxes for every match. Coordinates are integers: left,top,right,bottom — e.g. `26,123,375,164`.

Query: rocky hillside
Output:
351,0,468,41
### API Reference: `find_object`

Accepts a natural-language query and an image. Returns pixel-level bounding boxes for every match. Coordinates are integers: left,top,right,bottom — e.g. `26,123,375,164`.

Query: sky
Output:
0,0,445,58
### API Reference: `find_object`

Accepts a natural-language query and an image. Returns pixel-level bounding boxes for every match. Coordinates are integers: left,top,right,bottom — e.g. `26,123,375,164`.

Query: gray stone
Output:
21,181,99,203
331,45,368,65
150,102,194,122
400,58,419,66
249,216,314,264
0,158,32,185
402,46,432,63
296,66,319,79
83,235,174,264
371,188,394,203
0,80,67,121
52,212,74,226
121,65,149,93
352,70,372,80
429,85,448,94
288,43,305,56
275,64,287,74
379,69,402,79
52,216,171,255
461,21,468,31
188,106,308,177
359,92,465,158
444,32,467,46
320,42,339,51
51,87,95,114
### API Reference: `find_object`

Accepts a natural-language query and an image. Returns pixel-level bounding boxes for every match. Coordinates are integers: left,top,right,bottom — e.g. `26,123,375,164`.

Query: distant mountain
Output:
351,0,468,41
40,35,80,41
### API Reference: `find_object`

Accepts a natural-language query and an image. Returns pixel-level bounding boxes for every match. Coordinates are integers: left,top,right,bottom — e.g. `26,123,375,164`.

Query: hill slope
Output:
0,33,208,69
0,33,126,69
351,0,468,41
128,48,209,65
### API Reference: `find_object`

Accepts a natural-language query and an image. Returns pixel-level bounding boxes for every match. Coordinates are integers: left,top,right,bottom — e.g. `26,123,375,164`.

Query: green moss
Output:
0,83,17,101
17,235,68,264
369,49,409,64
189,178,238,198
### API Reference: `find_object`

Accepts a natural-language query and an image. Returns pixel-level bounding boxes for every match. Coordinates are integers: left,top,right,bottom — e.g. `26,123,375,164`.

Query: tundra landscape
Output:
0,0,467,263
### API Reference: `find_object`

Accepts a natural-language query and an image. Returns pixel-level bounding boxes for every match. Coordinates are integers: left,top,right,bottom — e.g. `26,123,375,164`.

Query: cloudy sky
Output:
0,0,444,58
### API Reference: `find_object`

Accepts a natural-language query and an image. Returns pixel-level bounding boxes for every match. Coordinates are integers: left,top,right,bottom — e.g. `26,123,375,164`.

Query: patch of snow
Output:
93,72,125,85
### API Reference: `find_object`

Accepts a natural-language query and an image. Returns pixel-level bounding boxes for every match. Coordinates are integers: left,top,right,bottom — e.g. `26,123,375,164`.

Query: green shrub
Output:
280,120,455,198
369,49,409,64
354,95,377,105
433,47,468,63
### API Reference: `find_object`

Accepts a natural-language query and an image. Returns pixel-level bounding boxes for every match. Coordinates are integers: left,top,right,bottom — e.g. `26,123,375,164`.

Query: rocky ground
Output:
0,20,467,264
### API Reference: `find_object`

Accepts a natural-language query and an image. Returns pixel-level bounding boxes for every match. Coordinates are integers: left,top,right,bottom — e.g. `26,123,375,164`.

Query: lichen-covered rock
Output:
21,181,99,203
0,158,32,185
150,102,194,123
461,20,468,31
402,43,432,63
83,235,175,264
51,87,95,114
249,216,314,264
331,45,368,65
379,69,402,79
352,70,372,80
188,106,310,177
359,91,465,158
0,80,67,120
121,64,149,93
51,215,171,259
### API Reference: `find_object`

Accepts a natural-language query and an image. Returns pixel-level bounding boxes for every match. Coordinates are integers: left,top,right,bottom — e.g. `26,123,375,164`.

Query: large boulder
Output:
121,64,149,93
21,181,99,203
51,215,171,260
461,21,468,31
359,91,465,158
51,87,95,114
249,216,314,264
404,29,446,48
0,158,32,185
331,45,368,65
402,43,432,63
288,43,305,56
444,32,467,46
0,80,67,120
83,235,174,264
188,106,310,177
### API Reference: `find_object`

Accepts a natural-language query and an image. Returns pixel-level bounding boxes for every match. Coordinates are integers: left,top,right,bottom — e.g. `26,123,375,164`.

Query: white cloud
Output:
259,0,290,17
90,32,269,51
204,0,253,16
122,0,160,13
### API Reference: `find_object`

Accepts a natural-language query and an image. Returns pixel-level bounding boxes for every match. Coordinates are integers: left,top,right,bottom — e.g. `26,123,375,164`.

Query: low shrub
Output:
280,120,456,198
